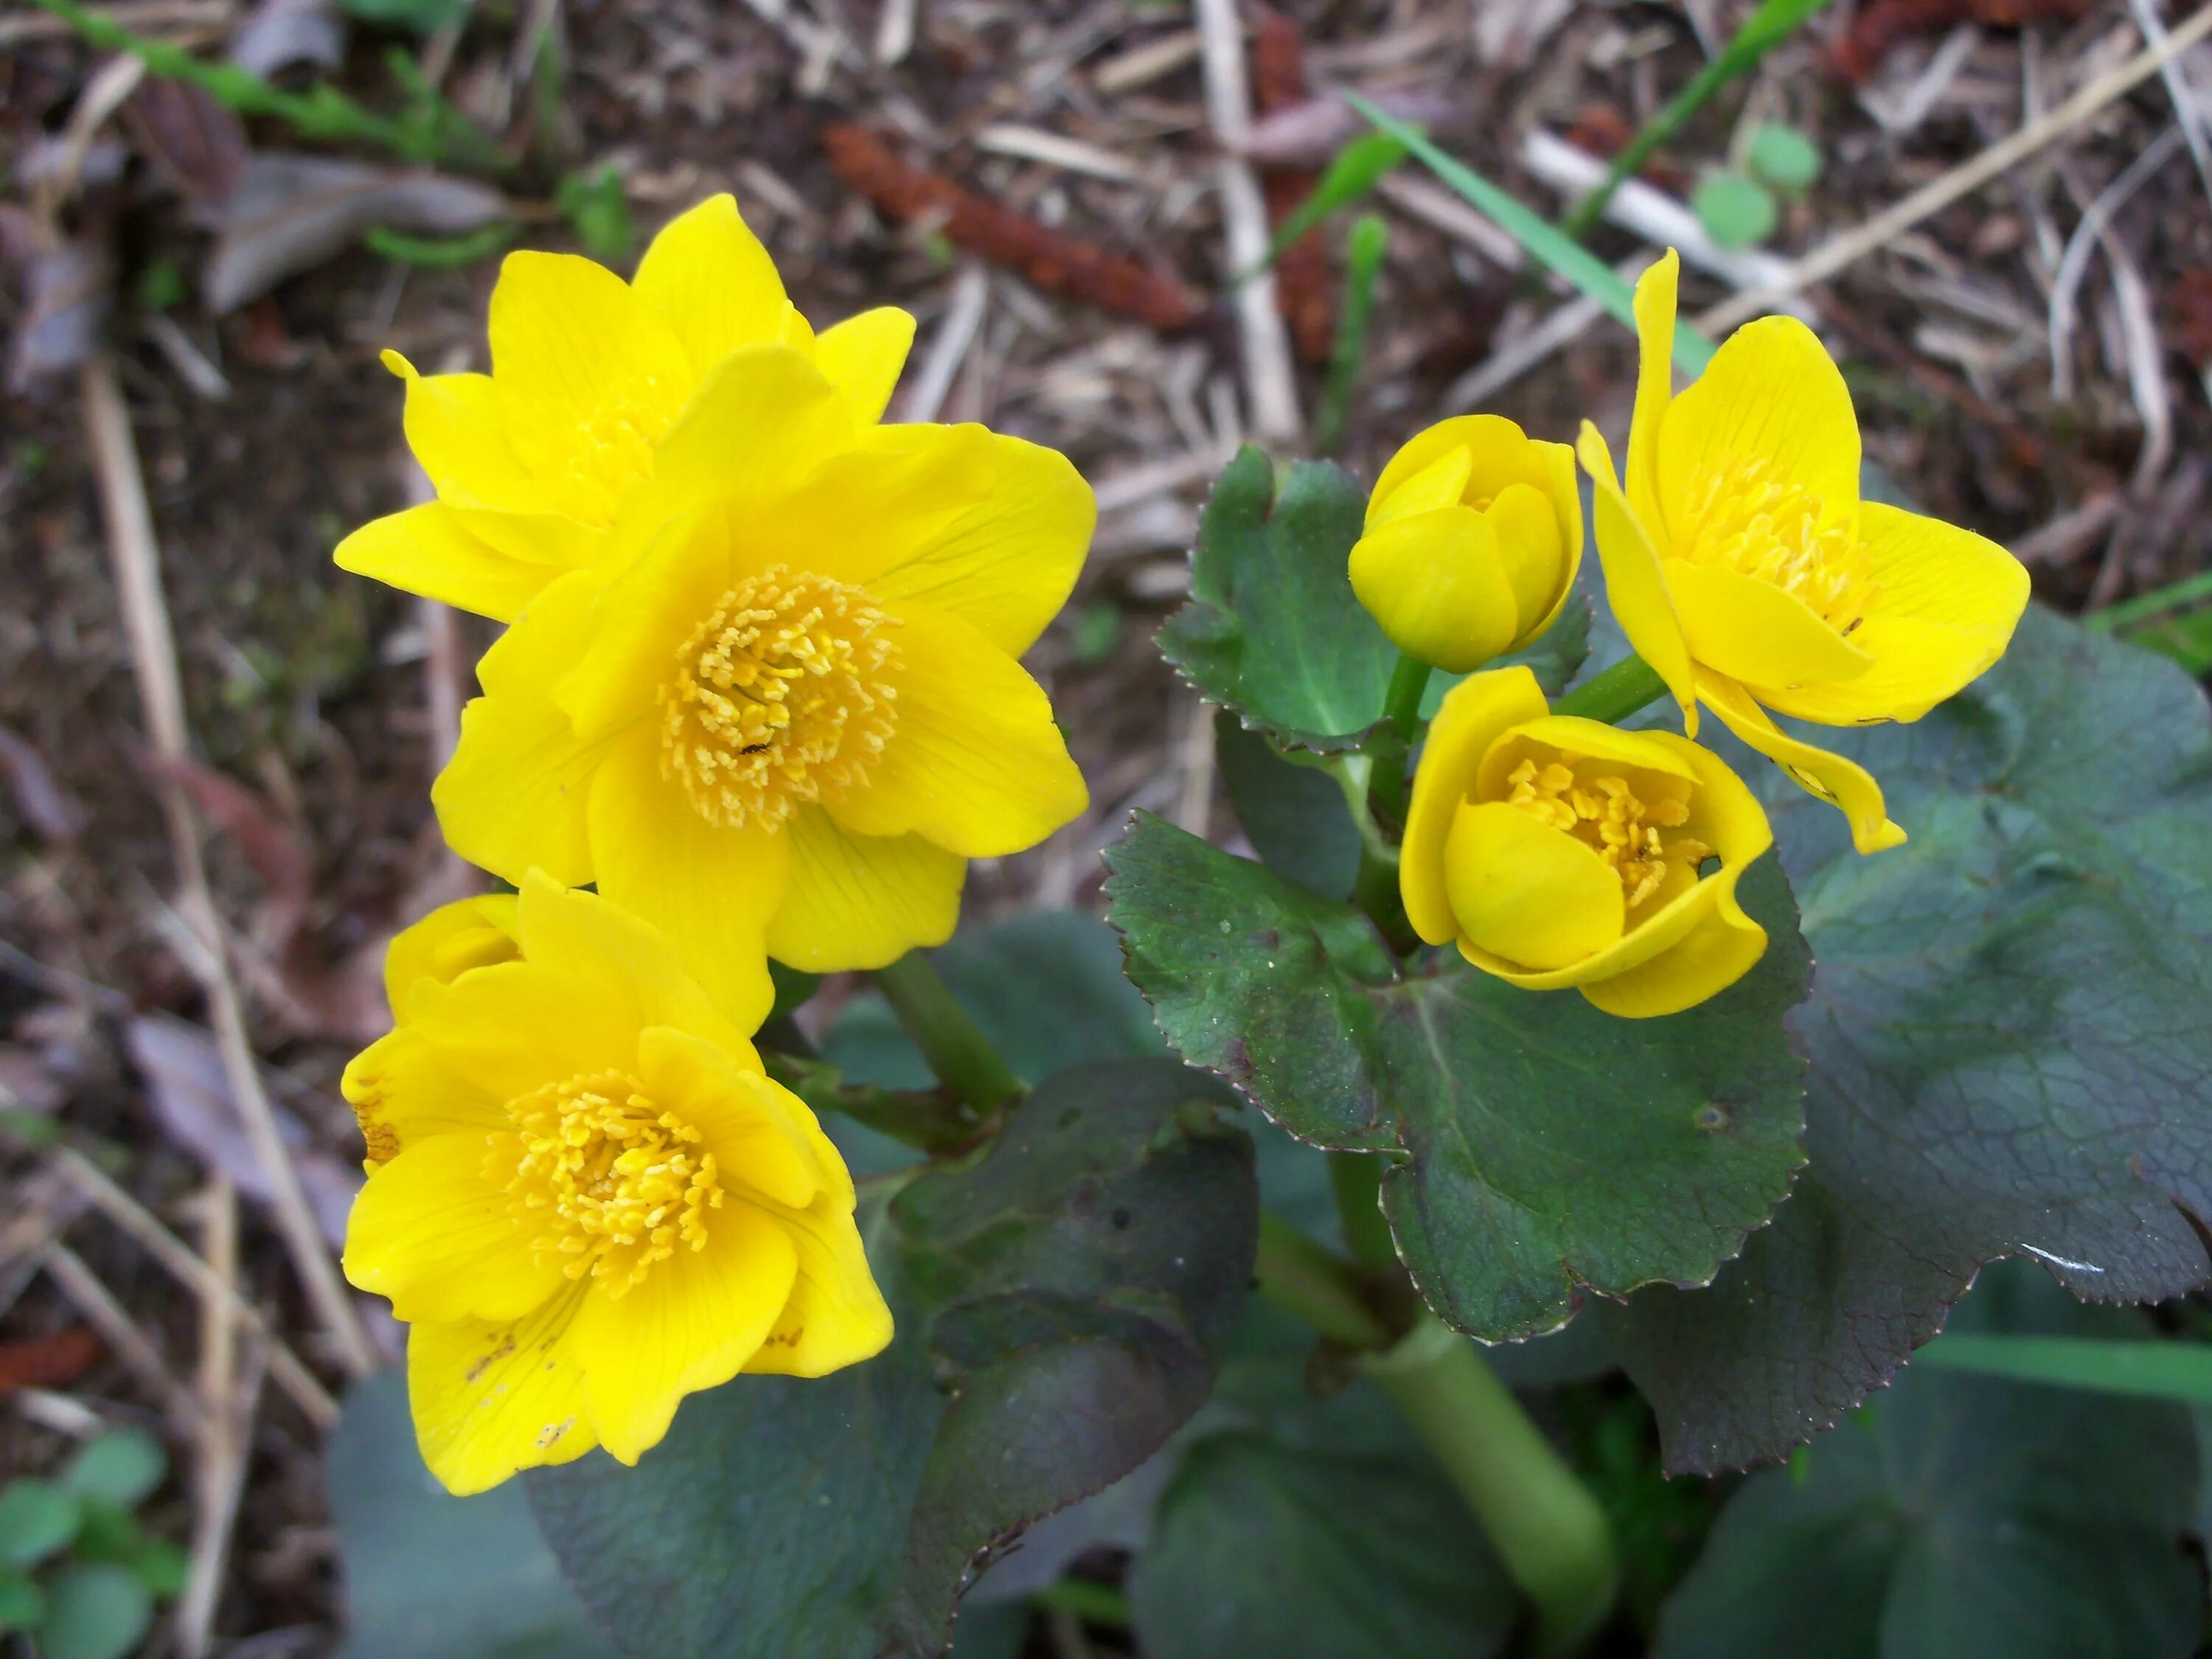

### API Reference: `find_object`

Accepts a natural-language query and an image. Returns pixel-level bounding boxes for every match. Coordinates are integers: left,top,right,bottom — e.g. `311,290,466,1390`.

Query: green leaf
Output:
362,223,518,268
1691,171,1777,248
0,1568,43,1630
60,1430,165,1510
1910,1335,2212,1405
1608,607,2212,1472
1158,450,1397,755
1347,92,1718,378
1259,133,1408,271
556,165,636,262
1128,1431,1517,1659
1106,814,1812,1339
1745,123,1822,192
1652,1268,2200,1659
35,1562,152,1659
0,1480,82,1570
341,0,470,29
528,1060,1259,1659
1214,712,1361,900
326,1371,616,1659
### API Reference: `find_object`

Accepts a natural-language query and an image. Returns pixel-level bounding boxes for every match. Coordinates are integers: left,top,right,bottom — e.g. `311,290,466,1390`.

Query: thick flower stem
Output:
1252,1212,1619,1655
873,952,1023,1112
1351,653,1433,953
1551,653,1669,726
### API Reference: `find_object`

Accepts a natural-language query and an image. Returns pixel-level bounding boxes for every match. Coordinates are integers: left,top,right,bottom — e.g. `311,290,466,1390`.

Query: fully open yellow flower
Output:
1577,251,2030,853
342,874,890,1495
1402,666,1773,1018
1349,415,1582,672
334,195,917,622
429,345,1092,1023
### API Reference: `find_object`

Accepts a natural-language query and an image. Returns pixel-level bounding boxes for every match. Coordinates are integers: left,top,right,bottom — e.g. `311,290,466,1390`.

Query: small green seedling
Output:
1746,122,1823,194
557,165,639,264
1692,170,1778,249
0,1428,185,1659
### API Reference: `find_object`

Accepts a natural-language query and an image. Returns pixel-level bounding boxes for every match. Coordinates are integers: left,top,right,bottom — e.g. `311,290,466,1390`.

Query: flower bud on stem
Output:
873,952,1024,1112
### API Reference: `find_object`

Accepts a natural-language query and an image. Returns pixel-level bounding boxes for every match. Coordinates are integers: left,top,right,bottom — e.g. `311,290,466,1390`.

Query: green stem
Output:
1368,1321,1619,1655
1313,212,1390,456
872,953,1022,1113
1252,1216,1618,1652
1552,654,1669,726
1350,653,1432,952
1329,1150,1398,1269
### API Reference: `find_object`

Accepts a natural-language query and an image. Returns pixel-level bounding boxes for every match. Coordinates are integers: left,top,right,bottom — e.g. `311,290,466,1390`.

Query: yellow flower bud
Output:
1349,415,1583,672
1400,667,1774,1018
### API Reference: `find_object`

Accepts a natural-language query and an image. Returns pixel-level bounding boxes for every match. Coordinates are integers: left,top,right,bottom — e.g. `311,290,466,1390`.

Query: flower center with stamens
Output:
656,565,900,832
1675,455,1880,634
1506,752,1710,910
501,1070,723,1298
545,388,674,525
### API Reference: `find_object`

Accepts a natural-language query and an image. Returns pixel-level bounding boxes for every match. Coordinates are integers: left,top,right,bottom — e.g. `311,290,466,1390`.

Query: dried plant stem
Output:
177,1178,239,1659
1697,3,2212,333
40,1242,204,1431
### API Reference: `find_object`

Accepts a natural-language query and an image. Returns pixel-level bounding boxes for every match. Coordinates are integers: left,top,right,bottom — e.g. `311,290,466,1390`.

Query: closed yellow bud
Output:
1400,667,1774,1018
1349,415,1582,672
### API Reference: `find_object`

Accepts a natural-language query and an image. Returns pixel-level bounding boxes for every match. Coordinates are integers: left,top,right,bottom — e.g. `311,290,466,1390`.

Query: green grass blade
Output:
1561,0,1839,242
1253,133,1408,276
1314,213,1389,456
1913,1335,2212,1406
2086,568,2212,633
1343,91,1718,377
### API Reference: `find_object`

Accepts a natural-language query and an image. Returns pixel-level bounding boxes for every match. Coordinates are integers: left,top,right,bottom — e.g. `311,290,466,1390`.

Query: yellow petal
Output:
767,807,964,973
408,961,644,1101
1664,560,1874,689
632,344,858,528
432,687,613,888
1399,666,1552,947
381,352,536,511
585,728,785,1029
513,872,748,1057
1349,507,1521,673
827,601,1087,858
1576,425,1699,735
1368,444,1474,529
341,1026,504,1166
1444,800,1625,970
813,306,917,422
634,1025,820,1210
408,1287,594,1495
864,434,1095,656
1697,669,1905,854
445,501,602,580
1655,315,1860,549
1626,250,1680,533
630,195,793,380
1578,869,1767,1018
742,1194,893,1378
1639,728,1775,869
1484,481,1570,641
382,894,521,1014
1761,503,2029,726
570,1200,798,1464
335,502,552,624
740,422,998,597
344,1131,560,1324
487,251,693,522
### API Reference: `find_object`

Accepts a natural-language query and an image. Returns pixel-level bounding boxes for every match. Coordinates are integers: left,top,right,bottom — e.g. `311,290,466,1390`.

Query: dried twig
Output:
822,125,1204,332
80,356,378,1379
1251,10,1333,364
1699,4,2212,334
39,1243,204,1431
176,1177,237,1659
1193,0,1301,443
898,265,990,424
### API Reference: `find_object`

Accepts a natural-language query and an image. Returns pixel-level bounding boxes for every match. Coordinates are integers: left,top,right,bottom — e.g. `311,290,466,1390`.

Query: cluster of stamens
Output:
1506,754,1708,910
658,566,900,830
1675,456,1879,634
546,389,670,525
501,1071,724,1297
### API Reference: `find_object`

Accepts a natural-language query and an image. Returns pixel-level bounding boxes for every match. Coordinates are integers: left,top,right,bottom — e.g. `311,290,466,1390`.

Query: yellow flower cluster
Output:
333,199,1094,1490
1375,250,2029,1016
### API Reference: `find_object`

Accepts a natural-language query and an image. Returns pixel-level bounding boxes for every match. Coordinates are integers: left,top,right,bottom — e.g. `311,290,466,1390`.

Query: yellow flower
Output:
1349,416,1582,672
1401,666,1773,1018
1577,250,2030,853
334,195,918,622
429,344,1092,1023
342,873,891,1495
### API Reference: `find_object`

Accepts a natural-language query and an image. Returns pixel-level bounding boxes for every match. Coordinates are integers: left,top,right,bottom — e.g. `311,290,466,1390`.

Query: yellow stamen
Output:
501,1070,724,1298
657,565,900,830
1676,455,1880,633
1506,751,1708,909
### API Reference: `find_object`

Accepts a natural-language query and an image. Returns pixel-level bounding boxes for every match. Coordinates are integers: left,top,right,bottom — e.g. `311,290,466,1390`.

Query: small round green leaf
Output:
0,1568,44,1630
1691,172,1778,249
1745,123,1823,192
36,1563,152,1659
0,1481,82,1570
61,1430,166,1510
